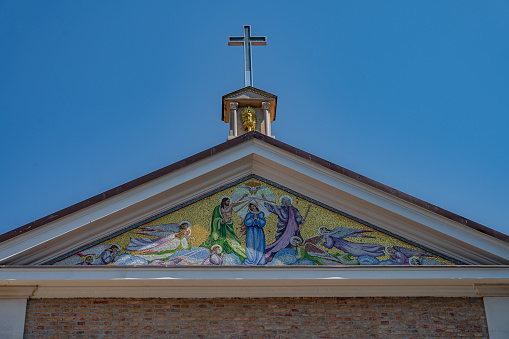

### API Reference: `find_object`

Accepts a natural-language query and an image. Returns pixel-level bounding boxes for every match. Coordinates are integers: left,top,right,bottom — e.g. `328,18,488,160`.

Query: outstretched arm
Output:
264,201,276,213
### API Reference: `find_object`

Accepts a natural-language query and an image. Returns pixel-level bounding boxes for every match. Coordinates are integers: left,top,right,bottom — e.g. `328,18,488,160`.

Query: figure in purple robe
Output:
264,196,303,262
385,245,432,265
319,226,385,258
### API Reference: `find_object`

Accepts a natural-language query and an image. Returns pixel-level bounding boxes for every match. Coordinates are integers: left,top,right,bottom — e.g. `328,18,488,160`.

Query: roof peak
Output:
1,131,507,248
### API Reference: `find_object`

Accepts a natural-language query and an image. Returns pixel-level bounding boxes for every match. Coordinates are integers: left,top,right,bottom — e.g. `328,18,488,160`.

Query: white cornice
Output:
0,286,36,299
0,266,508,298
475,284,509,296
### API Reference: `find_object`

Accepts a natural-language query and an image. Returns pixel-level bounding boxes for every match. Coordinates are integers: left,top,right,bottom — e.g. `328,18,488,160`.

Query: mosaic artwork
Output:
50,177,458,266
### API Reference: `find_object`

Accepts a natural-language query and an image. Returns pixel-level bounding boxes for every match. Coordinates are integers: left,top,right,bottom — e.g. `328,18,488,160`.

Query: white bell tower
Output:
222,86,277,140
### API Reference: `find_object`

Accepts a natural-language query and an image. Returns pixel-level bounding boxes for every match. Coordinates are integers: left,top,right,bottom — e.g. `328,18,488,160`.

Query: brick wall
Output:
24,297,488,338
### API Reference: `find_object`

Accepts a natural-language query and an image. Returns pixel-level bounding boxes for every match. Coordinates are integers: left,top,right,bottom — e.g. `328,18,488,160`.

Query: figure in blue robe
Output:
241,203,267,265
96,245,120,265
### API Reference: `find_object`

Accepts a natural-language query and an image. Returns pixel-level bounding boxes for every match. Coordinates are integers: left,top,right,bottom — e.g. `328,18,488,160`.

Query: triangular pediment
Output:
47,176,459,266
223,86,277,101
1,133,508,267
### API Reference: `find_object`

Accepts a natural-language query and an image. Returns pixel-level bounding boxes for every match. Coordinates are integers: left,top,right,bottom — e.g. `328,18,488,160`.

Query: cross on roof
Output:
228,25,267,87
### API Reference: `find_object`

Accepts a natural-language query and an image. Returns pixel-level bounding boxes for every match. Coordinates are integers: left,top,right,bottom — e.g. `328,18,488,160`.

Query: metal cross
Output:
228,25,266,87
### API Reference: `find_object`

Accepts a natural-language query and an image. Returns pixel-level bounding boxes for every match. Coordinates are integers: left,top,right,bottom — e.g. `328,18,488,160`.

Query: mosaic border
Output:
45,174,465,265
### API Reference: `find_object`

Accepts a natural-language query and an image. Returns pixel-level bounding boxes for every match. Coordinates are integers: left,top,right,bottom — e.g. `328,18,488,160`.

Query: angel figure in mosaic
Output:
319,226,385,260
385,245,432,265
201,196,247,262
126,220,193,255
291,236,357,265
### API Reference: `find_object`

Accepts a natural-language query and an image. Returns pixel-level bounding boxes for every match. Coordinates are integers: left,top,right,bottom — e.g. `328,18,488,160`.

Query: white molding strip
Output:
0,266,508,298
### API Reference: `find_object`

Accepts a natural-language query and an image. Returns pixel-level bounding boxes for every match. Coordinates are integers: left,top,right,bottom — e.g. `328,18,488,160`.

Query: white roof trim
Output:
1,139,508,265
1,266,508,298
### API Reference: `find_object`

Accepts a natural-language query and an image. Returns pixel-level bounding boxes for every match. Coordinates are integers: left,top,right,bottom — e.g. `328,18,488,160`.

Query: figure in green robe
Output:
201,196,247,262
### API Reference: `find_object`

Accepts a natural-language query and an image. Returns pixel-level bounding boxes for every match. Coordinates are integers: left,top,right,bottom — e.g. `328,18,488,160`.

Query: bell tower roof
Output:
222,86,277,123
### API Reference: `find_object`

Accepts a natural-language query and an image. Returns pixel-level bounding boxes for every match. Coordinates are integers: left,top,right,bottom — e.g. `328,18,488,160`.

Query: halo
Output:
279,195,293,205
179,220,191,228
318,226,330,235
219,195,231,205
409,256,421,265
211,244,223,253
385,245,394,254
290,236,303,246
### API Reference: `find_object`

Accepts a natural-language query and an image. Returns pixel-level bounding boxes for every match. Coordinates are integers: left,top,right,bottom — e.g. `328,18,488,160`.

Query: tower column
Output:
262,101,271,137
230,102,239,137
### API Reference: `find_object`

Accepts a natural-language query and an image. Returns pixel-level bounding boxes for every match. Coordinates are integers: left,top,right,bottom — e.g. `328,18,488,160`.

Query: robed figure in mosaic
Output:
291,236,349,265
264,195,303,262
201,196,247,262
125,221,192,254
319,226,384,258
241,203,267,265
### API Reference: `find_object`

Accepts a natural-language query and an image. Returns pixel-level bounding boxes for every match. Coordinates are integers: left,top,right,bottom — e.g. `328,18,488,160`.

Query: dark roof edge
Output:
2,131,508,245
0,134,250,244
252,133,509,243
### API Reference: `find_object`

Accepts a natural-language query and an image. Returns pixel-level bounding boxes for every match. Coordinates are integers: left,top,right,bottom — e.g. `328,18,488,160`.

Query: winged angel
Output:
126,220,193,257
290,236,357,265
385,245,432,265
291,225,386,266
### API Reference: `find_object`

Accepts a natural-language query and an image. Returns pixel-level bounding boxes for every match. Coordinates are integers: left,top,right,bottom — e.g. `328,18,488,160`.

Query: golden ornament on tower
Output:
241,106,257,132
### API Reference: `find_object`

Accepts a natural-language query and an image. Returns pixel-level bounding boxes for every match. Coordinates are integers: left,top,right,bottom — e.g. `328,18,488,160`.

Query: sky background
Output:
1,1,508,237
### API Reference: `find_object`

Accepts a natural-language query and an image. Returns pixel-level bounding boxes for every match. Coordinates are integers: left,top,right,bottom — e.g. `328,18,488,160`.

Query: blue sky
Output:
1,1,508,237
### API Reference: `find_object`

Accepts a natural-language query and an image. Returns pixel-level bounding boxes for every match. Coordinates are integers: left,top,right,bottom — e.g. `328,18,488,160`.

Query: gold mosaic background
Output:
54,178,455,265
